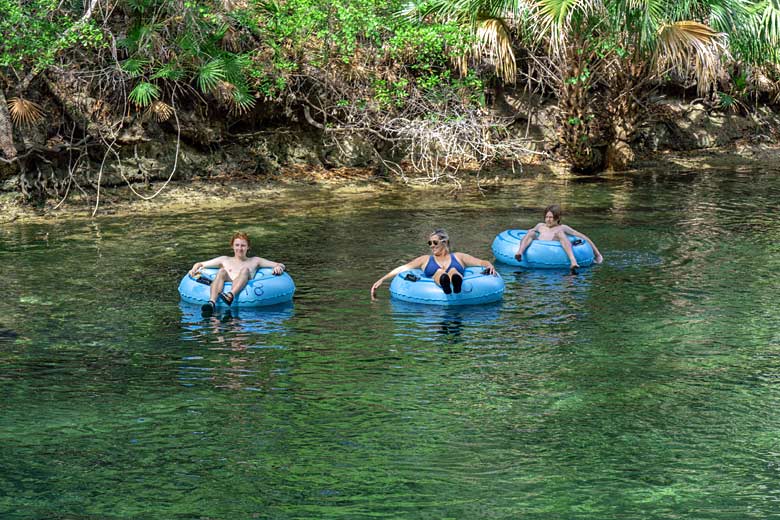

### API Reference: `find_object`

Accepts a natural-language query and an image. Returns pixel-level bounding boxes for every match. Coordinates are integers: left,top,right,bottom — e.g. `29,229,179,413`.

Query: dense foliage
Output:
3,0,780,190
0,0,478,114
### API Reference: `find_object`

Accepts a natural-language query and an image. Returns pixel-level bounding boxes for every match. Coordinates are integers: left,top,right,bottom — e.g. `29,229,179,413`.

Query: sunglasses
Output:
427,239,445,246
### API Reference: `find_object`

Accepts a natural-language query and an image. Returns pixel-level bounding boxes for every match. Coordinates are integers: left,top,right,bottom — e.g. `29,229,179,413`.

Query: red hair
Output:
230,232,251,247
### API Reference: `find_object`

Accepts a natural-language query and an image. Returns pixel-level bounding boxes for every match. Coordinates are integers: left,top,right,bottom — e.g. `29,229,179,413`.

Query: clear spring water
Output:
2,169,780,519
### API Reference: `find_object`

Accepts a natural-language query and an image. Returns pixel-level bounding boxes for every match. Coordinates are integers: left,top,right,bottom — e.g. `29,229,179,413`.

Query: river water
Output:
2,169,780,519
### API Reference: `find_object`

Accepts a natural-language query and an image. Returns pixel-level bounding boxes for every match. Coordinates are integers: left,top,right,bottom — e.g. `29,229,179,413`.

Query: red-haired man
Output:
189,232,286,315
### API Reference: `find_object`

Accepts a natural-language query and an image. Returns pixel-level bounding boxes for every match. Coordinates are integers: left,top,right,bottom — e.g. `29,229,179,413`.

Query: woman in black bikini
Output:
370,229,496,300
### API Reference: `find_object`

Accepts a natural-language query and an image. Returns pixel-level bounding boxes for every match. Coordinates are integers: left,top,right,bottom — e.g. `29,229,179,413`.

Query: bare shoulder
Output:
411,254,429,266
560,224,580,234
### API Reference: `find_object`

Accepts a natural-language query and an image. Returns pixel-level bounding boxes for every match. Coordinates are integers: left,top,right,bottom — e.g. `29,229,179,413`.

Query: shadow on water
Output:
496,261,596,324
179,301,294,338
390,299,503,342
0,328,18,341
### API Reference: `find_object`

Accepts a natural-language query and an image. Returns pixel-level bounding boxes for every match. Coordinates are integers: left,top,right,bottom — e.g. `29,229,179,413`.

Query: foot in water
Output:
439,273,452,294
201,300,216,316
219,291,235,306
451,272,463,293
570,264,579,275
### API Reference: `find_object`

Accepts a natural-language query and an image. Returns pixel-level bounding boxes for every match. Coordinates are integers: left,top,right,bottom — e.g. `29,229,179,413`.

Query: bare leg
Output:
228,267,251,297
515,232,536,260
556,230,579,269
433,269,452,294
209,268,229,302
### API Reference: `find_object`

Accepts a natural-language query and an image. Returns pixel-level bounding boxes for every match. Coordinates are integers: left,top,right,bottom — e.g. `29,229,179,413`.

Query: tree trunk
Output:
0,89,17,160
557,42,603,174
604,60,646,171
605,140,634,170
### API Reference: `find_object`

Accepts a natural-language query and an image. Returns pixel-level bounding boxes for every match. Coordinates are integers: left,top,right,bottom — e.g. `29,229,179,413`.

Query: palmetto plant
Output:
118,0,257,116
404,0,753,172
8,97,45,126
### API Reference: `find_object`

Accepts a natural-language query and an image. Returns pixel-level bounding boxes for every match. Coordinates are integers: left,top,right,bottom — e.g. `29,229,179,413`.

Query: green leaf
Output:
197,59,226,93
151,63,185,81
231,86,256,114
128,81,160,107
121,57,149,77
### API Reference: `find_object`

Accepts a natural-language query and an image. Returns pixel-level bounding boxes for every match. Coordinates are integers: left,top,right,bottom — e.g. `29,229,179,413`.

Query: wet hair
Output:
430,228,450,248
230,232,251,247
544,205,562,224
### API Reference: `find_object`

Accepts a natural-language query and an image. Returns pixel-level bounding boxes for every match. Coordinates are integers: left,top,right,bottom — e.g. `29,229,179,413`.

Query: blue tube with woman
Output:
371,229,505,306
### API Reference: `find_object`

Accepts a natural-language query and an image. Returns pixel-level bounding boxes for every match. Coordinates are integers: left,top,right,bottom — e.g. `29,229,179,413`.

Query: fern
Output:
129,81,161,107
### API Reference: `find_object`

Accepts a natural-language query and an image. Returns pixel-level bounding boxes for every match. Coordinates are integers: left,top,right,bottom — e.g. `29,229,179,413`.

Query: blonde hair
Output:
431,228,450,248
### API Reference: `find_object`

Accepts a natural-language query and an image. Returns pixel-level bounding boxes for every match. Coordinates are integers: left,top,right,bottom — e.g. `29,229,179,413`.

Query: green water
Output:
2,170,780,519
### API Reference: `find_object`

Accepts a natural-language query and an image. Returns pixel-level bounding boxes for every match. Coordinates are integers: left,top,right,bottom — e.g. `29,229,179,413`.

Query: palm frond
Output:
121,57,149,77
400,0,472,22
707,0,750,33
145,100,174,122
535,0,600,26
656,21,729,95
230,86,256,115
760,0,780,44
531,0,604,56
197,59,227,93
475,18,516,83
128,81,161,107
8,97,45,126
150,63,186,81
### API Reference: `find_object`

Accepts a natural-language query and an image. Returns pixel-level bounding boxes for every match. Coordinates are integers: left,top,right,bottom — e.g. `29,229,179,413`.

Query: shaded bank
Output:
3,142,779,224
3,92,780,214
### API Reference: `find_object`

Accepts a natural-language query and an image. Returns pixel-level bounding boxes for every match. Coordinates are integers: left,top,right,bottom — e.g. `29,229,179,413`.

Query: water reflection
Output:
178,302,293,391
605,251,664,270
179,301,294,339
496,262,594,324
390,299,503,342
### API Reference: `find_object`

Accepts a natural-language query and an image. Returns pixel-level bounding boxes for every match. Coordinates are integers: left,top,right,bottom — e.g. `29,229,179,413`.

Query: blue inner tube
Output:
492,229,594,268
389,267,505,306
178,267,295,307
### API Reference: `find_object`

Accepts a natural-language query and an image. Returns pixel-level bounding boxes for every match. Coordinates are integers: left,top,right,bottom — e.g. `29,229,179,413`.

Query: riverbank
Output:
2,144,779,224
